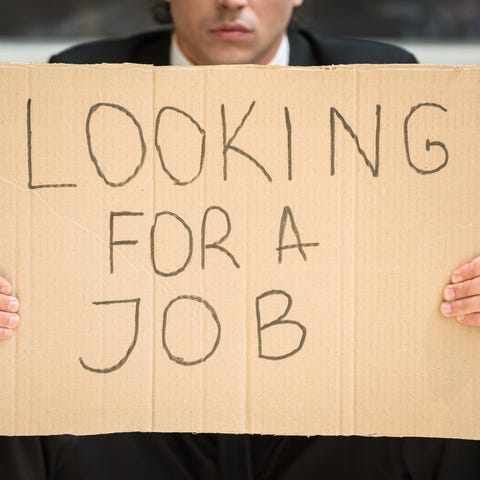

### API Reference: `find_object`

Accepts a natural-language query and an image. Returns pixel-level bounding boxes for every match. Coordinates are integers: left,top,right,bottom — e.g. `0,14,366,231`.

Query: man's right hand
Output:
0,276,19,340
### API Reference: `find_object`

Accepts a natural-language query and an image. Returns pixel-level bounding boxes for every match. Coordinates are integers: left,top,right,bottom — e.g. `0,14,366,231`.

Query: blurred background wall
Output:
1,0,479,63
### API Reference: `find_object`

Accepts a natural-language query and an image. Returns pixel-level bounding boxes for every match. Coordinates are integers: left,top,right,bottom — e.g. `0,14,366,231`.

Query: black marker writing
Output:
155,106,206,186
27,99,77,189
404,103,449,175
109,211,144,274
256,290,306,360
150,211,193,277
285,106,293,181
86,103,146,187
222,101,272,182
79,298,141,373
330,105,381,177
162,295,221,366
201,205,240,270
277,206,319,264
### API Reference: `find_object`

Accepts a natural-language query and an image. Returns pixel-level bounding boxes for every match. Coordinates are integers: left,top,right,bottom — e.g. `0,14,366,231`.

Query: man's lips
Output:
209,23,253,40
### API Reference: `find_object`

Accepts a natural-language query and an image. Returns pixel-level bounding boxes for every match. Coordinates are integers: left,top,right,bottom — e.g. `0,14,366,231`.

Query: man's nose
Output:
217,0,248,9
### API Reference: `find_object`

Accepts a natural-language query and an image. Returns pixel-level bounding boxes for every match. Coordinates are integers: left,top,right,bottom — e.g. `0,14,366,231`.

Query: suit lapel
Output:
288,28,323,66
133,28,172,66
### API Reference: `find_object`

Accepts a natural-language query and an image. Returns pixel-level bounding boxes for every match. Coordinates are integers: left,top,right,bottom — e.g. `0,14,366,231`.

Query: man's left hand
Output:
441,256,480,325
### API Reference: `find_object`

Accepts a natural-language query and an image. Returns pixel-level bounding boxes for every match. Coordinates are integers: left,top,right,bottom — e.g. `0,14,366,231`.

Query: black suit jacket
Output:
49,27,417,66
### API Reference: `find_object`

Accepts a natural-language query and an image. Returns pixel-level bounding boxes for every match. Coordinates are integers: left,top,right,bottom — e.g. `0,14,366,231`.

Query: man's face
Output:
166,0,304,65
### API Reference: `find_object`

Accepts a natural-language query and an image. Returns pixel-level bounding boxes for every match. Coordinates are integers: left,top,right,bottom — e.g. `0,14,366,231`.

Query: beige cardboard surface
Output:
0,64,479,438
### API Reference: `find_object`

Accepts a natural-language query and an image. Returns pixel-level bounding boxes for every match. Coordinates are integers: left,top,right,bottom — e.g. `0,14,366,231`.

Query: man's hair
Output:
153,0,173,24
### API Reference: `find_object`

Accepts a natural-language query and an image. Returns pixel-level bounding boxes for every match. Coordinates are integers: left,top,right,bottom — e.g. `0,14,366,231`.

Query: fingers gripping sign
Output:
441,256,480,325
0,275,20,339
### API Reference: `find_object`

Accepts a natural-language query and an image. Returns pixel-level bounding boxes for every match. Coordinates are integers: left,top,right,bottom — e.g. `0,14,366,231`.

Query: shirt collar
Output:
170,32,290,66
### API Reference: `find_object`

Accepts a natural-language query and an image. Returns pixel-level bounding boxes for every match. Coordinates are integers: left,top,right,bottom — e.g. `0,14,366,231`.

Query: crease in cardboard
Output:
242,125,248,435
0,175,144,274
340,67,357,434
21,66,32,434
150,68,156,432
351,66,359,434
10,69,26,435
201,66,207,434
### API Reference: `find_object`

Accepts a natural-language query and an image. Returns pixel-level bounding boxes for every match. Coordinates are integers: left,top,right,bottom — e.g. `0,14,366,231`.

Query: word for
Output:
110,205,319,275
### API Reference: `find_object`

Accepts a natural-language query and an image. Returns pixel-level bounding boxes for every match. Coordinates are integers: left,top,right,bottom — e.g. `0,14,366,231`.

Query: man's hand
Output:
0,275,20,340
441,256,480,325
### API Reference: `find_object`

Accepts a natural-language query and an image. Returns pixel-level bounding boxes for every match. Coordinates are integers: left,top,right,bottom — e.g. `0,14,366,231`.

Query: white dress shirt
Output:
170,32,290,66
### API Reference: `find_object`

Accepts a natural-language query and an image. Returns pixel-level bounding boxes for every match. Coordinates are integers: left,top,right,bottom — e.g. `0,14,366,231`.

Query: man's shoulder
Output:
49,26,417,66
49,28,172,65
297,28,417,64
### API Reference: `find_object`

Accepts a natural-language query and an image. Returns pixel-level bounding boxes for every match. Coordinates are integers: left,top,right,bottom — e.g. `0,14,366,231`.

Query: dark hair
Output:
153,0,173,24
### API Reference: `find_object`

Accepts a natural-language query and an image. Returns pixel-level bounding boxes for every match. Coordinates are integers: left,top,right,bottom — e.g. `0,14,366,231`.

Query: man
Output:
2,1,480,478
47,0,418,67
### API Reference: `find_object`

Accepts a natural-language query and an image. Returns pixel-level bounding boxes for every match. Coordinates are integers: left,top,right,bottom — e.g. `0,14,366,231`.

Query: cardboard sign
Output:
0,64,479,438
